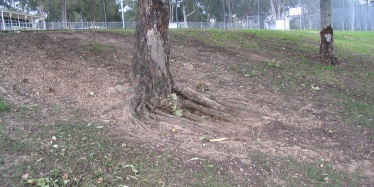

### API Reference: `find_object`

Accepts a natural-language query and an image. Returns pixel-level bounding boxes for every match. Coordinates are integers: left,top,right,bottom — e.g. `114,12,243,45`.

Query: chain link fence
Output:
1,0,373,31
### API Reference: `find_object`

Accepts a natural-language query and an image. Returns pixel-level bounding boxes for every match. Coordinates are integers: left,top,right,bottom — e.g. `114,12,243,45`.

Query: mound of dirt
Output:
0,31,372,185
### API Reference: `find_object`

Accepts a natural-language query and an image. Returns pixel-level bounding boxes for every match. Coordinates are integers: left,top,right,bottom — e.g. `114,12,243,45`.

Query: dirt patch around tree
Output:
0,31,373,186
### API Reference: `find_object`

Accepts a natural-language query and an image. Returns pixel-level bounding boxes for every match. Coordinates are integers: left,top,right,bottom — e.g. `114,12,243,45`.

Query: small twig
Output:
75,173,89,187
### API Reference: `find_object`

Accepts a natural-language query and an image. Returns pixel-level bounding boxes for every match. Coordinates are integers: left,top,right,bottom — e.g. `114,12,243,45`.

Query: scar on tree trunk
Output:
320,26,338,65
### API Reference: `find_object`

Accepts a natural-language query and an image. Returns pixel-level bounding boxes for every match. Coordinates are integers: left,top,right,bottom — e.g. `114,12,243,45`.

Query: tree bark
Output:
225,0,232,28
320,0,337,65
270,0,276,20
182,4,188,28
130,0,173,117
61,0,67,29
129,0,261,128
38,0,44,15
182,1,197,29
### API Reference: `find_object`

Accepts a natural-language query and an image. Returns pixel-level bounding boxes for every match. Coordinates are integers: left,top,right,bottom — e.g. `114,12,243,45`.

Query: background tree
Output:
268,0,296,20
320,0,337,65
225,0,233,27
0,0,12,9
15,0,120,22
182,0,199,27
234,0,257,21
44,0,60,21
121,0,137,21
199,0,223,21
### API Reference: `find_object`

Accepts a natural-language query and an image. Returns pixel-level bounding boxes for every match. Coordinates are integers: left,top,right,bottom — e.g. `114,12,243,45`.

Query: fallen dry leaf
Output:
21,173,29,180
107,167,113,173
62,173,68,180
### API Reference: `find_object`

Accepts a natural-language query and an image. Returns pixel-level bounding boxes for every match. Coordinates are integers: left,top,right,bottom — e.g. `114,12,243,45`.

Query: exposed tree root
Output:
156,110,221,135
173,84,231,112
182,110,239,135
127,111,148,130
128,82,263,132
182,100,240,123
126,93,157,130
173,83,262,124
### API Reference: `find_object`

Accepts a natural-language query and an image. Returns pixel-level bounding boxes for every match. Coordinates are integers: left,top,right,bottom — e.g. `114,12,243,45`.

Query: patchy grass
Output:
0,102,234,186
335,93,374,129
248,152,365,186
1,30,373,186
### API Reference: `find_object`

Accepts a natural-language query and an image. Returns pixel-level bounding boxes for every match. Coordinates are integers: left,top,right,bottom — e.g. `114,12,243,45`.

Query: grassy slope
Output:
172,29,374,130
0,30,373,186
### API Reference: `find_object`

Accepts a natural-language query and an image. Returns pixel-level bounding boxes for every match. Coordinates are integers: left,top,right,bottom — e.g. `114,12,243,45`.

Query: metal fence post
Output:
351,0,355,31
258,0,260,29
103,0,108,29
121,0,125,28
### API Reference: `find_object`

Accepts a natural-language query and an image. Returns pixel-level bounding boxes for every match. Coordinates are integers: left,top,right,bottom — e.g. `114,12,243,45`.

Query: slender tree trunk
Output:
170,4,174,23
320,0,337,65
182,2,197,29
130,0,173,117
183,3,187,28
38,0,43,15
61,0,67,29
270,0,276,20
225,0,232,28
93,0,97,28
276,0,281,20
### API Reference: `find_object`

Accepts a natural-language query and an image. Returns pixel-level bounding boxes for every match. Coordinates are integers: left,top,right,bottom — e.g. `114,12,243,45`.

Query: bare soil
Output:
0,31,373,186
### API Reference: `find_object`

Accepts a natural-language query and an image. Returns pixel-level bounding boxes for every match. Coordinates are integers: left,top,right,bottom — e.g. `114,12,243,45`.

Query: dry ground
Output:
0,31,373,186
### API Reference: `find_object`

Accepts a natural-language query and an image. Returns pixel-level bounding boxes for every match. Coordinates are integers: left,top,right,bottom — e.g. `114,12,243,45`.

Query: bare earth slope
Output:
0,31,373,186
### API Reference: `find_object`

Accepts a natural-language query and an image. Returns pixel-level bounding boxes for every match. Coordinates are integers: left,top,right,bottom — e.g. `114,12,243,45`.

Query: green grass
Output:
0,98,10,112
334,31,374,58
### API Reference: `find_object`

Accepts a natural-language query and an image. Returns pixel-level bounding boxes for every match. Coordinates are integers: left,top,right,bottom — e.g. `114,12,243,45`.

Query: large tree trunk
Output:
320,0,337,65
129,0,261,129
130,0,173,117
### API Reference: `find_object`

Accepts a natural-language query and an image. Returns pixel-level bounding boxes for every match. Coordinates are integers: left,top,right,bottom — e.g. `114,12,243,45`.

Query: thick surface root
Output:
173,83,261,125
182,100,240,123
173,84,231,112
128,83,262,131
